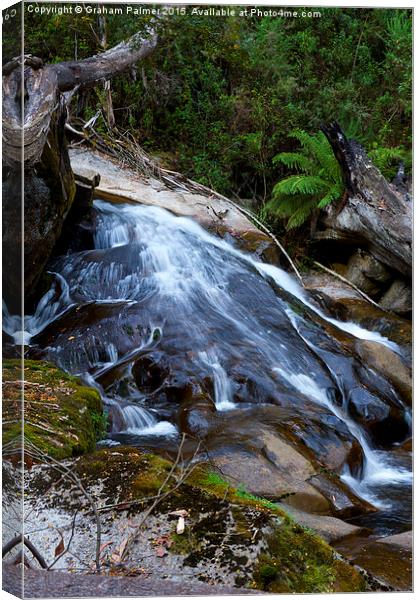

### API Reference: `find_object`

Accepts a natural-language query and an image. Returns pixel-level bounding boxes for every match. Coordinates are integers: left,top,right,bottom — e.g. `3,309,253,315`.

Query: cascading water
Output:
5,198,411,528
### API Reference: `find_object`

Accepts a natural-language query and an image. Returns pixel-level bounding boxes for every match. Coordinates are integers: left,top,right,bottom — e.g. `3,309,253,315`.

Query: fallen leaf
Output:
155,546,167,558
54,537,65,557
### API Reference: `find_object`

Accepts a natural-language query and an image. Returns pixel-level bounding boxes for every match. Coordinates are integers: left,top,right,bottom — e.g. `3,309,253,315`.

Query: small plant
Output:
368,145,411,180
264,130,344,230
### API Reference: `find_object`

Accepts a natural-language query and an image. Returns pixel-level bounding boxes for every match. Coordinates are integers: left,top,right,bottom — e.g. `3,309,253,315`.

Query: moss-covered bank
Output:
3,359,105,458
69,447,366,593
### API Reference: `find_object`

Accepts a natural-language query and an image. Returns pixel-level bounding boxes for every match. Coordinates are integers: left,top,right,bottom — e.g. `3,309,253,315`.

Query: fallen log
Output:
2,19,160,310
316,122,412,278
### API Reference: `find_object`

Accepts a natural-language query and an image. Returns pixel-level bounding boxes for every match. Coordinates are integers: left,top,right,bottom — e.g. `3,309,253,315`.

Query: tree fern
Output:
266,130,344,230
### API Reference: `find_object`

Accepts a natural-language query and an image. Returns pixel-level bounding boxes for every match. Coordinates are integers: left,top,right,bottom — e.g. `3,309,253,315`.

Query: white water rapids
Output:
3,199,411,511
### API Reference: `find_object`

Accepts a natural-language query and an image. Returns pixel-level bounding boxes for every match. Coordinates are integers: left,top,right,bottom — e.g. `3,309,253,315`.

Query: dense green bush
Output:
14,6,411,209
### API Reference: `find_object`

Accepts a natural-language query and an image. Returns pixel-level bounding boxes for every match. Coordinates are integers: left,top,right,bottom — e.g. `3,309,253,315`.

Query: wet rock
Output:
132,353,170,395
233,230,280,265
178,387,216,437
346,250,392,286
355,340,412,408
206,429,372,519
279,504,371,543
380,278,412,316
333,533,412,591
303,272,412,353
344,386,407,447
308,473,376,519
210,447,331,514
377,530,412,552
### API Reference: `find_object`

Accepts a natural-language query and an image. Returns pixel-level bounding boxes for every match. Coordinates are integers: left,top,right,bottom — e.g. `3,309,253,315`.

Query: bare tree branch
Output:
52,25,159,92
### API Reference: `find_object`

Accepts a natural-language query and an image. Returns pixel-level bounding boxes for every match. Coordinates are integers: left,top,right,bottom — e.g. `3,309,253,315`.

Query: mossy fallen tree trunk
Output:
316,122,412,279
2,23,159,310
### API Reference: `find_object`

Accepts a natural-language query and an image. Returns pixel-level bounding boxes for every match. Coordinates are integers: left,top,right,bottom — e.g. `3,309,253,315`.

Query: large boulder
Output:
380,279,412,316
8,445,368,593
345,250,392,297
69,147,280,263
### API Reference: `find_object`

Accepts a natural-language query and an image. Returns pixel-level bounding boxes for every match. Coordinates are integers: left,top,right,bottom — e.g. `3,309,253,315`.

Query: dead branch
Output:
51,21,160,92
23,440,102,574
2,536,48,569
47,510,79,570
120,436,202,562
312,260,389,312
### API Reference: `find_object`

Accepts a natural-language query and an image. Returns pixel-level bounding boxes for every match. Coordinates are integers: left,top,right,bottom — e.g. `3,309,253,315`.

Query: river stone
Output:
279,504,371,543
69,147,279,262
355,340,412,407
380,278,412,316
210,447,331,514
376,531,412,552
334,533,412,591
347,250,392,285
303,272,412,353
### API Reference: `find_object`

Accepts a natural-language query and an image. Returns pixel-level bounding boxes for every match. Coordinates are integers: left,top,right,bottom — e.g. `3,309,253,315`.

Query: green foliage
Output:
369,145,412,180
21,8,412,200
265,130,344,229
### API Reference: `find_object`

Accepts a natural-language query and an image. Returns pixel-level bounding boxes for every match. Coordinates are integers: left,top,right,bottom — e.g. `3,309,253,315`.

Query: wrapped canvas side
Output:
2,2,25,598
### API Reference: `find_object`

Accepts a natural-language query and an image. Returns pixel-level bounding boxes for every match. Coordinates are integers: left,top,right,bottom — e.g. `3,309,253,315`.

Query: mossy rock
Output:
69,449,366,593
190,468,366,593
2,359,105,459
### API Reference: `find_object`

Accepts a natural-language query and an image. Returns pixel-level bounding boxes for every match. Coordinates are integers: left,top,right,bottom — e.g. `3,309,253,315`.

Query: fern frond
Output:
316,183,343,208
273,175,328,197
269,128,344,230
265,192,304,215
287,199,318,229
273,152,316,173
289,130,326,162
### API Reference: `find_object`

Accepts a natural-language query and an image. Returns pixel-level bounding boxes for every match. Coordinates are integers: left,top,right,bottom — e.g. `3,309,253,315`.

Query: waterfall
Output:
4,199,411,513
273,366,411,507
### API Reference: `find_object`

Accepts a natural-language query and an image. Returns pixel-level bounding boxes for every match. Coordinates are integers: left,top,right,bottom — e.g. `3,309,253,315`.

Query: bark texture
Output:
316,122,412,278
2,22,159,310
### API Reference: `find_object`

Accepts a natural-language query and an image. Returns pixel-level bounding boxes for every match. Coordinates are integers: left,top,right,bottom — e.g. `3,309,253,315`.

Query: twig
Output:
2,536,48,569
120,437,202,561
23,441,102,573
47,510,79,570
312,261,388,312
65,123,86,138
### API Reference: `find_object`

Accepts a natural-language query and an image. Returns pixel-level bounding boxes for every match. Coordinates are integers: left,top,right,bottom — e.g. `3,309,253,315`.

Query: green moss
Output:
190,469,290,520
185,467,364,593
252,521,366,593
3,359,104,459
68,449,366,593
170,532,198,555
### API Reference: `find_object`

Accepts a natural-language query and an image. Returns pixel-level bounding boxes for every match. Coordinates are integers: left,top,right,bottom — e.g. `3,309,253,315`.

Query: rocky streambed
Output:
2,148,412,594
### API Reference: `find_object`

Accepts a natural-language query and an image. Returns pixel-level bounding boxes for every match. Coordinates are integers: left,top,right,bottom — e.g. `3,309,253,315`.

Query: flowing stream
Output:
4,199,412,533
